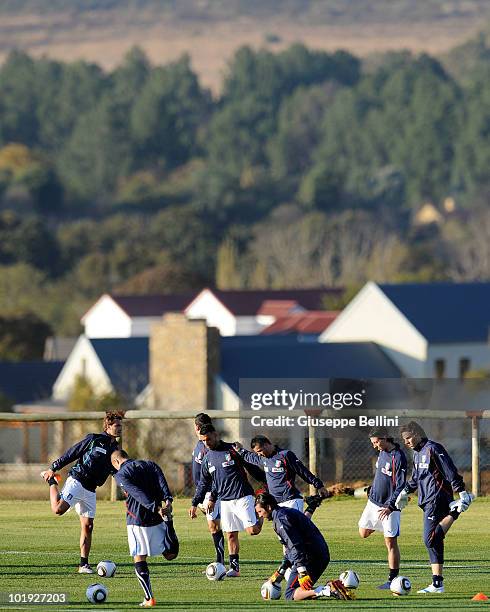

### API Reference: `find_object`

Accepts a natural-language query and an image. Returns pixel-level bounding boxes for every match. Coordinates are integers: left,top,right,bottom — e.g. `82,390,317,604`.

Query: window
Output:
434,358,445,380
459,358,471,380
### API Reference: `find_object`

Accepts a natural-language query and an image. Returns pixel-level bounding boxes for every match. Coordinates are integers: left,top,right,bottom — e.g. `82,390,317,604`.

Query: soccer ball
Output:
86,583,108,604
390,576,411,596
260,580,281,600
97,560,117,577
339,569,360,589
205,562,227,581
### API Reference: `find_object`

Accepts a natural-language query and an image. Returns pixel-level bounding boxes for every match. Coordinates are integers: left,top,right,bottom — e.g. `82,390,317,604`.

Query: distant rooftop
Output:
0,361,64,406
261,311,339,335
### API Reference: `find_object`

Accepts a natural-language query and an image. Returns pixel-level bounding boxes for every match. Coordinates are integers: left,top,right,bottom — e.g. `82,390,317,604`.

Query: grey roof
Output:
378,282,490,343
220,336,401,395
0,361,64,406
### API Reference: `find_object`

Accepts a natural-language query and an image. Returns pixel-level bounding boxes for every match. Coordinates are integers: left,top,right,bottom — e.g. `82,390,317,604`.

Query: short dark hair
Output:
195,413,212,428
111,449,128,461
251,435,271,449
199,423,216,435
368,427,394,443
255,492,278,510
400,421,427,439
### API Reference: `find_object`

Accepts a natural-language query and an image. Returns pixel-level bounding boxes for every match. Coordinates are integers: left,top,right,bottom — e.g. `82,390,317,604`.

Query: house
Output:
260,311,339,336
52,336,148,402
0,361,64,408
320,281,490,378
184,287,342,336
81,293,194,338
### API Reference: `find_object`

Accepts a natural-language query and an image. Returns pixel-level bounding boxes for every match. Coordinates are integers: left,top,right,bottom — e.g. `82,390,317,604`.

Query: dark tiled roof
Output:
207,288,342,316
0,361,64,405
379,282,490,343
110,294,195,317
90,338,149,398
220,336,401,394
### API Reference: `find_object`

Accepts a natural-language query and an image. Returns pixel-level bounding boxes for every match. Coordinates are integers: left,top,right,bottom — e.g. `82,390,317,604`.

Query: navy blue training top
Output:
368,444,407,511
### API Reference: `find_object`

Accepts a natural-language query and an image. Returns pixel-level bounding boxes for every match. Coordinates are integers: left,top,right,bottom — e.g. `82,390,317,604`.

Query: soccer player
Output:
396,421,473,594
189,423,263,577
233,435,329,515
40,411,122,573
358,427,407,590
255,493,353,601
192,413,225,566
111,449,178,607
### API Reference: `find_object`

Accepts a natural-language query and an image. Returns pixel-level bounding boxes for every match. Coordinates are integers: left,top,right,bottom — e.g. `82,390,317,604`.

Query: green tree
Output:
215,238,242,289
0,312,51,360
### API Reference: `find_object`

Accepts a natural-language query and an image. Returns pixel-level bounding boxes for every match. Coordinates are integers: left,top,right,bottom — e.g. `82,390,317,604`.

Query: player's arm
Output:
232,445,262,466
387,453,407,511
191,459,212,508
432,444,465,492
286,451,325,493
395,458,416,510
49,434,93,472
152,462,173,509
231,447,266,484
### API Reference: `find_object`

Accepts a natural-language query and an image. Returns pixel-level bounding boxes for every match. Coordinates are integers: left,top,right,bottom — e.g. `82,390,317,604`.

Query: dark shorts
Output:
284,546,330,601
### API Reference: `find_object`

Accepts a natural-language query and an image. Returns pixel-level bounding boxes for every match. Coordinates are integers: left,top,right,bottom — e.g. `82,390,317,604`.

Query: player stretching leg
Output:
397,421,473,594
255,493,353,601
40,412,122,573
111,450,179,608
189,423,263,578
358,427,407,590
192,413,225,567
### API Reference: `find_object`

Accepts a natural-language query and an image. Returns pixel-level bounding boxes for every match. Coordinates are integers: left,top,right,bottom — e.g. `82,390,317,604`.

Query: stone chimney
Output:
150,313,220,411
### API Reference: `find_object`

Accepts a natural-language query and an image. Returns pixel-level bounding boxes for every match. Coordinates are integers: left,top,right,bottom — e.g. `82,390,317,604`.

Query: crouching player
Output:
255,493,353,601
397,421,473,594
111,450,179,608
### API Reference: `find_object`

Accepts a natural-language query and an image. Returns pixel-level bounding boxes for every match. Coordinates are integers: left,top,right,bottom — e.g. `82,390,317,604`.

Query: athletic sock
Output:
449,509,460,520
389,568,399,582
432,574,443,588
135,560,153,601
212,530,225,564
80,557,88,567
229,554,239,572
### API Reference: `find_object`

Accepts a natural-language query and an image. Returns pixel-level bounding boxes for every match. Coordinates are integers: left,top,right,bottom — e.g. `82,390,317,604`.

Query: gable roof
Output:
220,336,401,395
195,288,342,317
109,294,195,317
89,338,149,398
261,311,339,335
0,361,64,405
378,282,490,343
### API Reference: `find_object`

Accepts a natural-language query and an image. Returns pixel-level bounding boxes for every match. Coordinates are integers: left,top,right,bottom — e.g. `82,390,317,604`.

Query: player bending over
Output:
189,423,263,578
255,493,353,601
40,412,122,573
233,435,330,516
396,421,473,594
358,427,407,590
192,413,225,566
111,449,179,608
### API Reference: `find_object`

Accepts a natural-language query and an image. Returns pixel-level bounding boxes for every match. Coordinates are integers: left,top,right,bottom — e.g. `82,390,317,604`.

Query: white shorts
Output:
60,476,96,518
220,495,257,533
358,499,400,537
279,498,304,512
198,491,221,521
127,523,170,557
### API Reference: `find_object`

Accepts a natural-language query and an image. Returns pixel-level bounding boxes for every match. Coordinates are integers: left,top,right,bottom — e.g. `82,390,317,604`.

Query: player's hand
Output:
188,506,198,519
378,507,392,520
318,486,331,499
458,491,473,512
42,469,55,482
395,490,409,510
207,499,215,514
232,441,243,451
269,570,283,585
298,573,313,590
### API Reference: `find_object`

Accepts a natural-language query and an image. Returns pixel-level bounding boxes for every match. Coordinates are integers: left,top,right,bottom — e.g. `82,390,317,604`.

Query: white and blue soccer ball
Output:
205,562,227,581
86,583,108,603
390,576,411,596
97,560,117,577
339,569,360,589
261,580,282,600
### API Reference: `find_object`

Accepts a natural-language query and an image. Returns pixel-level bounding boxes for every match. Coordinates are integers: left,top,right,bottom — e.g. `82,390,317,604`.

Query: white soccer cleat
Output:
78,564,95,574
225,569,240,578
376,580,392,590
417,584,444,593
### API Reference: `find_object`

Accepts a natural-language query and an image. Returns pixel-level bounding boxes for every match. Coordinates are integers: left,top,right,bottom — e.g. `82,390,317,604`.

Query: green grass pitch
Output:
0,497,489,610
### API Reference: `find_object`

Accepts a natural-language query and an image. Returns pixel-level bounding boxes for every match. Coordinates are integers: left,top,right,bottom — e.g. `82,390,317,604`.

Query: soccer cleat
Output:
139,597,156,607
327,580,355,600
225,569,240,578
376,581,392,590
77,564,94,574
417,584,444,593
40,471,61,486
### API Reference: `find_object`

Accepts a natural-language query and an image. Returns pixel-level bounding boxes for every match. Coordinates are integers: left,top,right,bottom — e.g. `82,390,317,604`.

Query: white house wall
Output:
185,290,237,336
321,282,427,377
427,343,490,378
83,295,132,338
52,337,113,400
235,316,266,335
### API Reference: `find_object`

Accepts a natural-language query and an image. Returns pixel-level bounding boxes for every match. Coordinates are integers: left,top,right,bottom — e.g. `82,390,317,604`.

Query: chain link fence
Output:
0,412,489,500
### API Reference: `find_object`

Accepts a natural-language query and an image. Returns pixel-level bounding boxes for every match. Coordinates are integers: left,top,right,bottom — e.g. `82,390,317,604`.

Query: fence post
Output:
111,431,123,502
305,409,320,495
471,414,481,497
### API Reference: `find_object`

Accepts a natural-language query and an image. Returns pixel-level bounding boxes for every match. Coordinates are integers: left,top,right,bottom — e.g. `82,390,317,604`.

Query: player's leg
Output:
358,500,379,539
226,531,240,577
208,519,225,564
40,472,70,515
76,485,97,573
161,516,179,561
134,554,156,608
382,536,400,587
358,527,374,538
79,517,94,572
418,503,446,593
